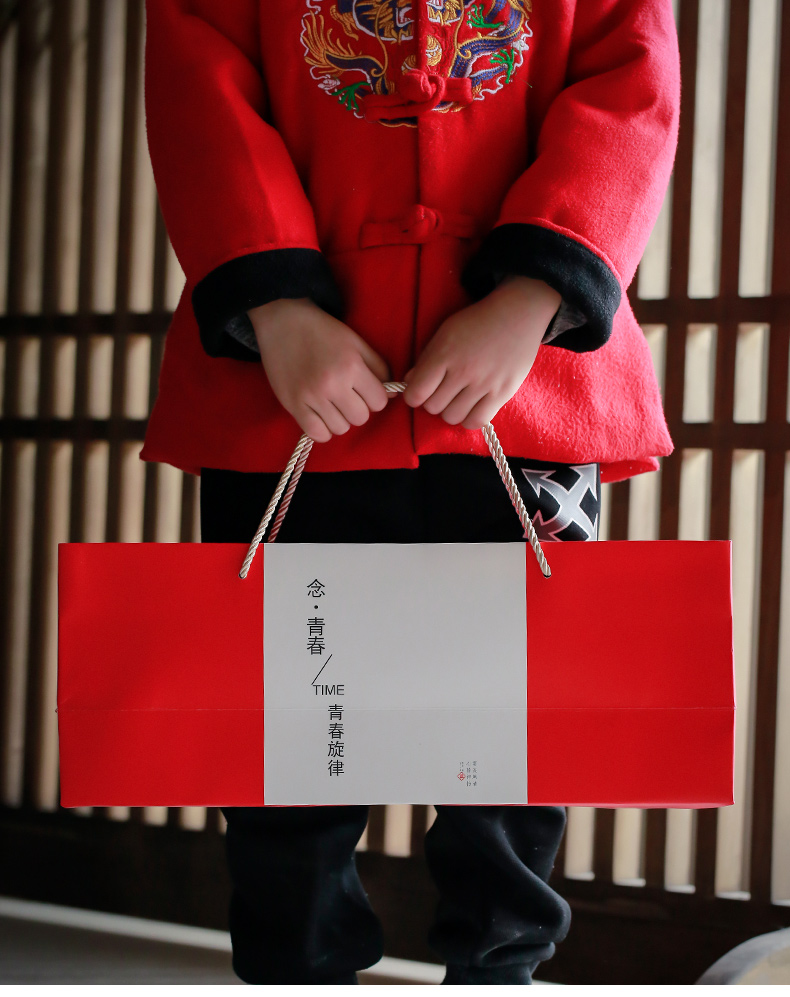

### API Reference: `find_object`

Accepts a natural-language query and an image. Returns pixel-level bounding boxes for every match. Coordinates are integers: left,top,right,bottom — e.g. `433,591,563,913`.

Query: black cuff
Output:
191,248,345,361
460,223,621,353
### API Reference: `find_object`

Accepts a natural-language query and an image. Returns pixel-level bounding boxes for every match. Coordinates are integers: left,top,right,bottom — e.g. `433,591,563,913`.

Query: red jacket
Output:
139,0,680,483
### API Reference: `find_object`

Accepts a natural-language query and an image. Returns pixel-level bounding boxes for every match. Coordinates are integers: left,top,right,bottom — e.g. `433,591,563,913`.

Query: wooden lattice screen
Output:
2,0,790,984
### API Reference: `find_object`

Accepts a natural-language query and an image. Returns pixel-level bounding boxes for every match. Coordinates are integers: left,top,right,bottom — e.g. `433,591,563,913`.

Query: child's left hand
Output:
402,275,562,431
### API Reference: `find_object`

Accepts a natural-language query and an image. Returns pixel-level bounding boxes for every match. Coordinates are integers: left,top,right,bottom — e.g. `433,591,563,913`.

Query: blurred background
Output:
1,0,790,985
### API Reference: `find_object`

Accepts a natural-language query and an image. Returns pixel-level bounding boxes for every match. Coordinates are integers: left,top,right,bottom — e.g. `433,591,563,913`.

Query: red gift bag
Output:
57,398,735,808
57,538,734,808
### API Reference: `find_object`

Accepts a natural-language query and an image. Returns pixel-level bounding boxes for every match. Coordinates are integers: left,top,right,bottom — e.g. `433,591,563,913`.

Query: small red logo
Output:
457,772,465,781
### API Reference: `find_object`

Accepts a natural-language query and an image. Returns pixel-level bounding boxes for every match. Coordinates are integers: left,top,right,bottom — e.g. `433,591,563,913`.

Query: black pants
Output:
200,453,600,985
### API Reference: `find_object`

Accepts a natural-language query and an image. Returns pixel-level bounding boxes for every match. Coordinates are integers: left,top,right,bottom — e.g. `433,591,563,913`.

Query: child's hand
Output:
402,276,562,431
248,298,392,444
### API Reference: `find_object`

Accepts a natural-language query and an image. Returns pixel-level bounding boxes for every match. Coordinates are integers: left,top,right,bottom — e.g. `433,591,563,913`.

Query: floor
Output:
0,896,556,986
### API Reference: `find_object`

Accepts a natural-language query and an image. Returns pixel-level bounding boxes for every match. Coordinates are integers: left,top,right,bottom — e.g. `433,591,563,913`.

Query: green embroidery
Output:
490,47,518,84
333,80,370,113
467,4,491,28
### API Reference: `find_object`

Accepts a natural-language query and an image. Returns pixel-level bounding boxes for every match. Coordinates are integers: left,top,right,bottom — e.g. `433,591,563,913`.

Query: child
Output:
141,0,680,984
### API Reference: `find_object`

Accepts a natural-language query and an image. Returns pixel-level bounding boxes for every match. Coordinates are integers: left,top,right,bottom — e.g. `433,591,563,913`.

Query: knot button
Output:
401,205,440,239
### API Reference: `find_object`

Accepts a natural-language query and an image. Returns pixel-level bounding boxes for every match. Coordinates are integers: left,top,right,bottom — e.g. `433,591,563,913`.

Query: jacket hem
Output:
139,441,666,484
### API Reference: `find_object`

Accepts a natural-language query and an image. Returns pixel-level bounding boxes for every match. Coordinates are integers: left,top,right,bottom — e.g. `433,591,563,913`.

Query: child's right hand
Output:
248,298,393,444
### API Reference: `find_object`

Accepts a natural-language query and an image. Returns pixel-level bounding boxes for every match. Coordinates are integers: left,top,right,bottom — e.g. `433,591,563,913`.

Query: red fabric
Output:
360,70,474,119
57,540,734,808
139,1,680,482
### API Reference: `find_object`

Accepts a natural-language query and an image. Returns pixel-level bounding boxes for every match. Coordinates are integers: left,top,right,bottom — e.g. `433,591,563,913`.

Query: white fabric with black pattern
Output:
510,460,600,542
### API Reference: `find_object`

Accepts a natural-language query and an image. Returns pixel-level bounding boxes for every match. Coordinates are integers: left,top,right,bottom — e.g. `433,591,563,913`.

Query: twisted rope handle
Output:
238,382,551,580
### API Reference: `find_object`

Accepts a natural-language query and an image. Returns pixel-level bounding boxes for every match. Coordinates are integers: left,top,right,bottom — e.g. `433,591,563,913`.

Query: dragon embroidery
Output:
300,0,533,127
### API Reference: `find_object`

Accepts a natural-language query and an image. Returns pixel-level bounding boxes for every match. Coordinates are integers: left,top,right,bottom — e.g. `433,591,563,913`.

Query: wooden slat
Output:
105,0,142,541
770,0,790,304
553,809,567,876
103,0,147,827
41,0,71,316
694,0,750,902
718,0,751,302
1,0,38,807
23,0,72,809
409,804,429,858
671,423,790,448
592,809,615,883
59,0,102,821
88,0,133,823
0,312,172,335
366,805,386,854
9,418,790,451
747,0,790,905
635,295,790,325
1,297,790,335
203,806,224,837
180,470,196,542
4,417,149,439
592,480,629,881
646,0,701,892
69,0,107,563
141,205,170,545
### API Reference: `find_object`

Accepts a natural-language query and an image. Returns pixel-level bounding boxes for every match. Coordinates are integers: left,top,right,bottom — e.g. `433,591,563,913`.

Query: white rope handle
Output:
238,382,551,580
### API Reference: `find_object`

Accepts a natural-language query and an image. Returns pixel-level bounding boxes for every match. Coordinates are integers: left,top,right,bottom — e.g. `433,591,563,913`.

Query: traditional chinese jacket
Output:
139,0,680,483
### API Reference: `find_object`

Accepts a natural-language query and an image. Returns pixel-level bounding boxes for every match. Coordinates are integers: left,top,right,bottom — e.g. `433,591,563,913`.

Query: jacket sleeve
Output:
144,0,343,362
460,0,681,353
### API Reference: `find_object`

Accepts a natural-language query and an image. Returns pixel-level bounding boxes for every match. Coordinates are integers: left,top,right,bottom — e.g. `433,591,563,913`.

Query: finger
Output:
332,386,371,427
310,398,351,437
357,340,391,383
403,360,447,408
440,385,487,426
297,403,333,444
353,371,390,413
461,393,498,431
422,370,468,416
